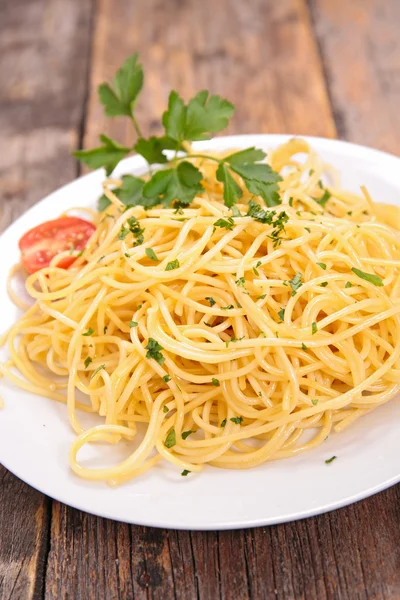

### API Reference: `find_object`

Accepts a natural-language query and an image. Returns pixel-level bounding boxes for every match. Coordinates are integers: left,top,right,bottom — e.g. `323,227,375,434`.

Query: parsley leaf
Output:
74,134,130,176
162,374,171,383
235,277,246,287
220,419,227,427
314,188,331,208
311,399,319,405
320,282,328,287
214,217,235,230
345,281,353,288
162,90,234,143
278,307,285,322
351,268,383,287
289,272,303,296
317,262,327,270
205,297,216,306
181,469,191,476
216,162,242,207
221,304,234,310
145,338,165,364
301,343,308,350
325,456,337,464
230,416,243,425
98,53,143,117
129,321,138,328
134,135,177,164
164,428,176,448
184,91,235,141
312,322,318,335
182,430,193,440
163,405,169,413
246,200,275,224
224,149,282,207
166,259,180,271
211,378,220,387
253,261,262,276
83,328,94,337
143,161,203,206
145,248,159,261
84,357,92,369
105,175,147,210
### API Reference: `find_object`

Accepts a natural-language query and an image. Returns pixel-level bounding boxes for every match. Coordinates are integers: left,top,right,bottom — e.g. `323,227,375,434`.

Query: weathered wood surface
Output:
0,0,93,598
1,0,400,598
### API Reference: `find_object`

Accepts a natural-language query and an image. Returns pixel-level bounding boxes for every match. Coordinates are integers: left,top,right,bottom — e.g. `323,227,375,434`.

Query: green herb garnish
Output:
289,272,303,296
325,456,337,464
84,357,92,369
230,416,243,425
74,53,282,211
83,328,94,337
278,308,285,322
162,374,171,383
214,217,235,231
145,248,159,261
165,429,176,448
317,262,327,270
182,430,193,440
312,322,318,335
145,338,165,364
166,259,180,271
91,364,106,380
351,268,383,287
220,419,227,427
129,321,138,328
205,297,216,307
211,378,220,387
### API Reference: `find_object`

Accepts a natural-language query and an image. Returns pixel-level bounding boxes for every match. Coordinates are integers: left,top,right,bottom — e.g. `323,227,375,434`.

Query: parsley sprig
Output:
74,53,282,212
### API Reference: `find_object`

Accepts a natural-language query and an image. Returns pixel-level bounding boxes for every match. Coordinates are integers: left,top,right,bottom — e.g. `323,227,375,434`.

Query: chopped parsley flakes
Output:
145,247,159,261
145,338,165,364
289,272,303,296
166,259,180,271
214,217,235,231
164,428,176,448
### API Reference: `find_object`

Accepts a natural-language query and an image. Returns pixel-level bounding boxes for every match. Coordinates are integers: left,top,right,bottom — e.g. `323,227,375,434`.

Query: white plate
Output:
1,134,399,530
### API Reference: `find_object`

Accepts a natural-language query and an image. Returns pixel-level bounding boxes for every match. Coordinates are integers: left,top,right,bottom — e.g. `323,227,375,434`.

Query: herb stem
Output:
177,153,221,164
131,115,144,139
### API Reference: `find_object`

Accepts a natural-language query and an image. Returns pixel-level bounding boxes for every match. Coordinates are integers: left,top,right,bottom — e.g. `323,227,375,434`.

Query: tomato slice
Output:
19,217,96,274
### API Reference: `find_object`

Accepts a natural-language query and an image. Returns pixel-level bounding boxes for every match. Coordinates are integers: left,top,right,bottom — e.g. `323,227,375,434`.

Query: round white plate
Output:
1,134,399,530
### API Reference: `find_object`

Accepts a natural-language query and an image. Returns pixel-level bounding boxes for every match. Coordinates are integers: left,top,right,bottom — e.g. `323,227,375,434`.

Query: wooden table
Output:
1,1,400,598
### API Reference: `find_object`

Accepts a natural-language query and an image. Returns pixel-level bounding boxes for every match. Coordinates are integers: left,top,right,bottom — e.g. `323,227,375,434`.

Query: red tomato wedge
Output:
19,217,96,274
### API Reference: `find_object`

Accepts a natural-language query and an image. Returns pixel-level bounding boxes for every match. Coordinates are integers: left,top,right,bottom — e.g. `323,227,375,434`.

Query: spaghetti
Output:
1,138,400,484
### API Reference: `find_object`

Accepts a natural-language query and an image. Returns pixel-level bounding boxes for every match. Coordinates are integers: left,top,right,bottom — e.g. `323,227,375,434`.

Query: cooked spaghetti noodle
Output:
1,138,400,484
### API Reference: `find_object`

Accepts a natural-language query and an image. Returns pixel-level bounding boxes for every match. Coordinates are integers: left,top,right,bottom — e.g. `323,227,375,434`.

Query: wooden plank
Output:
309,0,400,153
0,0,93,598
83,0,336,151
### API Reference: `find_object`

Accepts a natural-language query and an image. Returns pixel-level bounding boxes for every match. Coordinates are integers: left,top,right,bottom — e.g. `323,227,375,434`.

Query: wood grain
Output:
0,0,93,598
309,0,400,154
84,0,336,151
2,0,400,598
